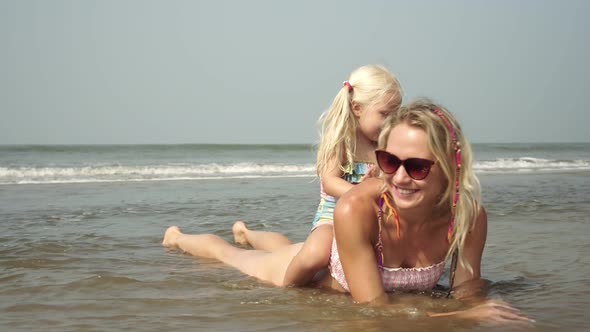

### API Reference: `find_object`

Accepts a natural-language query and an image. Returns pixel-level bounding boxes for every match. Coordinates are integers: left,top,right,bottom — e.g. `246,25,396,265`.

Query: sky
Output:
1,0,588,145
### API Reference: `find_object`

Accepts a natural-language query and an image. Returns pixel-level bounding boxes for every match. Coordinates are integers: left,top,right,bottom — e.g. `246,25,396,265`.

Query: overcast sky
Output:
1,0,588,144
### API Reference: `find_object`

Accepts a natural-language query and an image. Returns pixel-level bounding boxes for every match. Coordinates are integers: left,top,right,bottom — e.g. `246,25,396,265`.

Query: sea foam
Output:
1,158,588,185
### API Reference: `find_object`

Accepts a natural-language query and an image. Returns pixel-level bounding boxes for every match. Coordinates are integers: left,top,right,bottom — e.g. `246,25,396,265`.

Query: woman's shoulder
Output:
471,206,488,235
334,178,381,242
341,178,382,201
335,178,382,219
464,206,488,248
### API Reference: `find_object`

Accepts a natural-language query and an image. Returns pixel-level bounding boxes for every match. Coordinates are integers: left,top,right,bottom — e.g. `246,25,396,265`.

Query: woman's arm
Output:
429,208,532,324
336,193,530,324
333,180,386,303
453,207,487,298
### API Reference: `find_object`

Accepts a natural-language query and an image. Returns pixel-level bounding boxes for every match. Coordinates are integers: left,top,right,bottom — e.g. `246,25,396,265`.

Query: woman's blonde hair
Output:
316,65,402,176
378,99,482,274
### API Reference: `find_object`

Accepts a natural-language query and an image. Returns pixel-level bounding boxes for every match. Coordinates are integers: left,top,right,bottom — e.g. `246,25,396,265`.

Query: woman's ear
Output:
351,101,363,117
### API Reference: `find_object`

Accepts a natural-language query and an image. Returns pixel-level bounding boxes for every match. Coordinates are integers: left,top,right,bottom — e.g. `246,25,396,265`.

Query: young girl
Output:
232,65,403,286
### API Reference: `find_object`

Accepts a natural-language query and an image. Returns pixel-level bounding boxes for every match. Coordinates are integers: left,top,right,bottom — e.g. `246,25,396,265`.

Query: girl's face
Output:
354,94,398,142
382,123,446,211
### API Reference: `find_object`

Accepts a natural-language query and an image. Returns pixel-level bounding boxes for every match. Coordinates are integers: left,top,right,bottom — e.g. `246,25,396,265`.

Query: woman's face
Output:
382,123,446,211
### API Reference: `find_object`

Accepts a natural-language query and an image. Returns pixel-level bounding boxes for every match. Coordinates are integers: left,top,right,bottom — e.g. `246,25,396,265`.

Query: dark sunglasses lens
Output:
405,159,432,180
377,151,400,174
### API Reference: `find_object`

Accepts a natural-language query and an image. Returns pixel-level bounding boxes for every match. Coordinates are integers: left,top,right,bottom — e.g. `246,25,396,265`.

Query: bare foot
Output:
162,226,183,248
232,221,250,246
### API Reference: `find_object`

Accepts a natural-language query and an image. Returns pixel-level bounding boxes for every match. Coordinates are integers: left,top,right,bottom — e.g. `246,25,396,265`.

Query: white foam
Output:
474,158,590,173
0,163,317,185
1,158,588,185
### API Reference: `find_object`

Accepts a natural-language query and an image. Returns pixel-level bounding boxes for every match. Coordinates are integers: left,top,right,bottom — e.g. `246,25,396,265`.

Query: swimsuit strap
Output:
376,195,385,268
446,249,459,298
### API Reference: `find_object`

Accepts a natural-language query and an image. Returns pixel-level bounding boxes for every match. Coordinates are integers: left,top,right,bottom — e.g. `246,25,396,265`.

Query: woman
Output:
163,99,530,324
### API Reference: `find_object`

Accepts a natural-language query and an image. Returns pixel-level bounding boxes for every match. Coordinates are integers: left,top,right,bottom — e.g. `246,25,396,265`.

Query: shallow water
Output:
1,171,589,331
1,143,589,331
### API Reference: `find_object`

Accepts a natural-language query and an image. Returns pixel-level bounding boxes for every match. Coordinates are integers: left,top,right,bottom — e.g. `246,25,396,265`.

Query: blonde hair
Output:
378,99,482,274
316,65,402,177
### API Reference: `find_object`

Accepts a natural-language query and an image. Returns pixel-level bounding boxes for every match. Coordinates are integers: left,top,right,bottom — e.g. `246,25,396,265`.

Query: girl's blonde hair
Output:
316,65,402,176
378,99,482,274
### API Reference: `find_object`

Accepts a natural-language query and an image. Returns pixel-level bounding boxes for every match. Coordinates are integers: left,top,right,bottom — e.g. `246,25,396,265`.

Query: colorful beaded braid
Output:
380,192,400,239
431,109,461,243
431,108,461,297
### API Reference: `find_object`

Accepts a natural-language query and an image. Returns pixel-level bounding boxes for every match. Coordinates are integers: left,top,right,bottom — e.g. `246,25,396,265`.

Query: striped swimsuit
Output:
312,162,371,228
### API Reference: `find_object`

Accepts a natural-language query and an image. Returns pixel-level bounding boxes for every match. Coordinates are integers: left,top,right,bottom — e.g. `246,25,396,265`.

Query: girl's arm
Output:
333,181,387,303
321,156,357,198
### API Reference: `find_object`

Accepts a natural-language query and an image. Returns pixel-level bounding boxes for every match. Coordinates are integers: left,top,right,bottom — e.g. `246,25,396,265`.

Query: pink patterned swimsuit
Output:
328,199,446,292
329,239,445,292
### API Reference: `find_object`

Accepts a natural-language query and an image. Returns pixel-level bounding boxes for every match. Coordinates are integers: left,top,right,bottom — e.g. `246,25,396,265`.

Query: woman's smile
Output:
394,185,419,196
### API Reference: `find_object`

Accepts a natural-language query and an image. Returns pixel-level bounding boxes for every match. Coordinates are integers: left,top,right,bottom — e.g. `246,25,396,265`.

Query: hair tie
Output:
343,81,353,92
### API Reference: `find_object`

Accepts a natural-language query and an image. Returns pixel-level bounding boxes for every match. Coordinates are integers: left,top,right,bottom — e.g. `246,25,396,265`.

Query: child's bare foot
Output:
232,221,250,246
162,226,183,248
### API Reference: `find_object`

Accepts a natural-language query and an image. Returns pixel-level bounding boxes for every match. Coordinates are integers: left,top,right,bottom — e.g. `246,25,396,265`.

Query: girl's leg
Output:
232,221,293,251
283,224,333,286
163,226,303,286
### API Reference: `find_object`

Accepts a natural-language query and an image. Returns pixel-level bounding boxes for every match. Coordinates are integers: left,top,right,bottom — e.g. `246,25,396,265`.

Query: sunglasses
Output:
375,150,436,180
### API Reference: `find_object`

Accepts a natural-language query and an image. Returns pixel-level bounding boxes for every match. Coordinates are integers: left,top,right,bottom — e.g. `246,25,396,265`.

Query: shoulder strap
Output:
446,249,459,298
376,195,385,267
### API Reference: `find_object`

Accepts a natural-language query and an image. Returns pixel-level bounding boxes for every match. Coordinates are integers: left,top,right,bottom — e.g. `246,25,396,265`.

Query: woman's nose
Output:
392,163,412,184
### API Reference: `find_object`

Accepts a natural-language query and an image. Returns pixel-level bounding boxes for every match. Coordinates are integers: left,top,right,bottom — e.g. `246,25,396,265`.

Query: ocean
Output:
1,143,589,331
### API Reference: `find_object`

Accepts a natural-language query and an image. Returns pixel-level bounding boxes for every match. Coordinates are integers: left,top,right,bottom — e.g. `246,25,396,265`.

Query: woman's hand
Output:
428,299,534,326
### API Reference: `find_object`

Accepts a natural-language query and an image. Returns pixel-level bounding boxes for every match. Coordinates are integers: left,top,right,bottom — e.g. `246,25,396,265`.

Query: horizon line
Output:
1,141,589,146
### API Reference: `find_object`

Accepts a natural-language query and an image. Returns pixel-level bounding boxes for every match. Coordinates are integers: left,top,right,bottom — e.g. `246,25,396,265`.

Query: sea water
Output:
1,143,589,331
